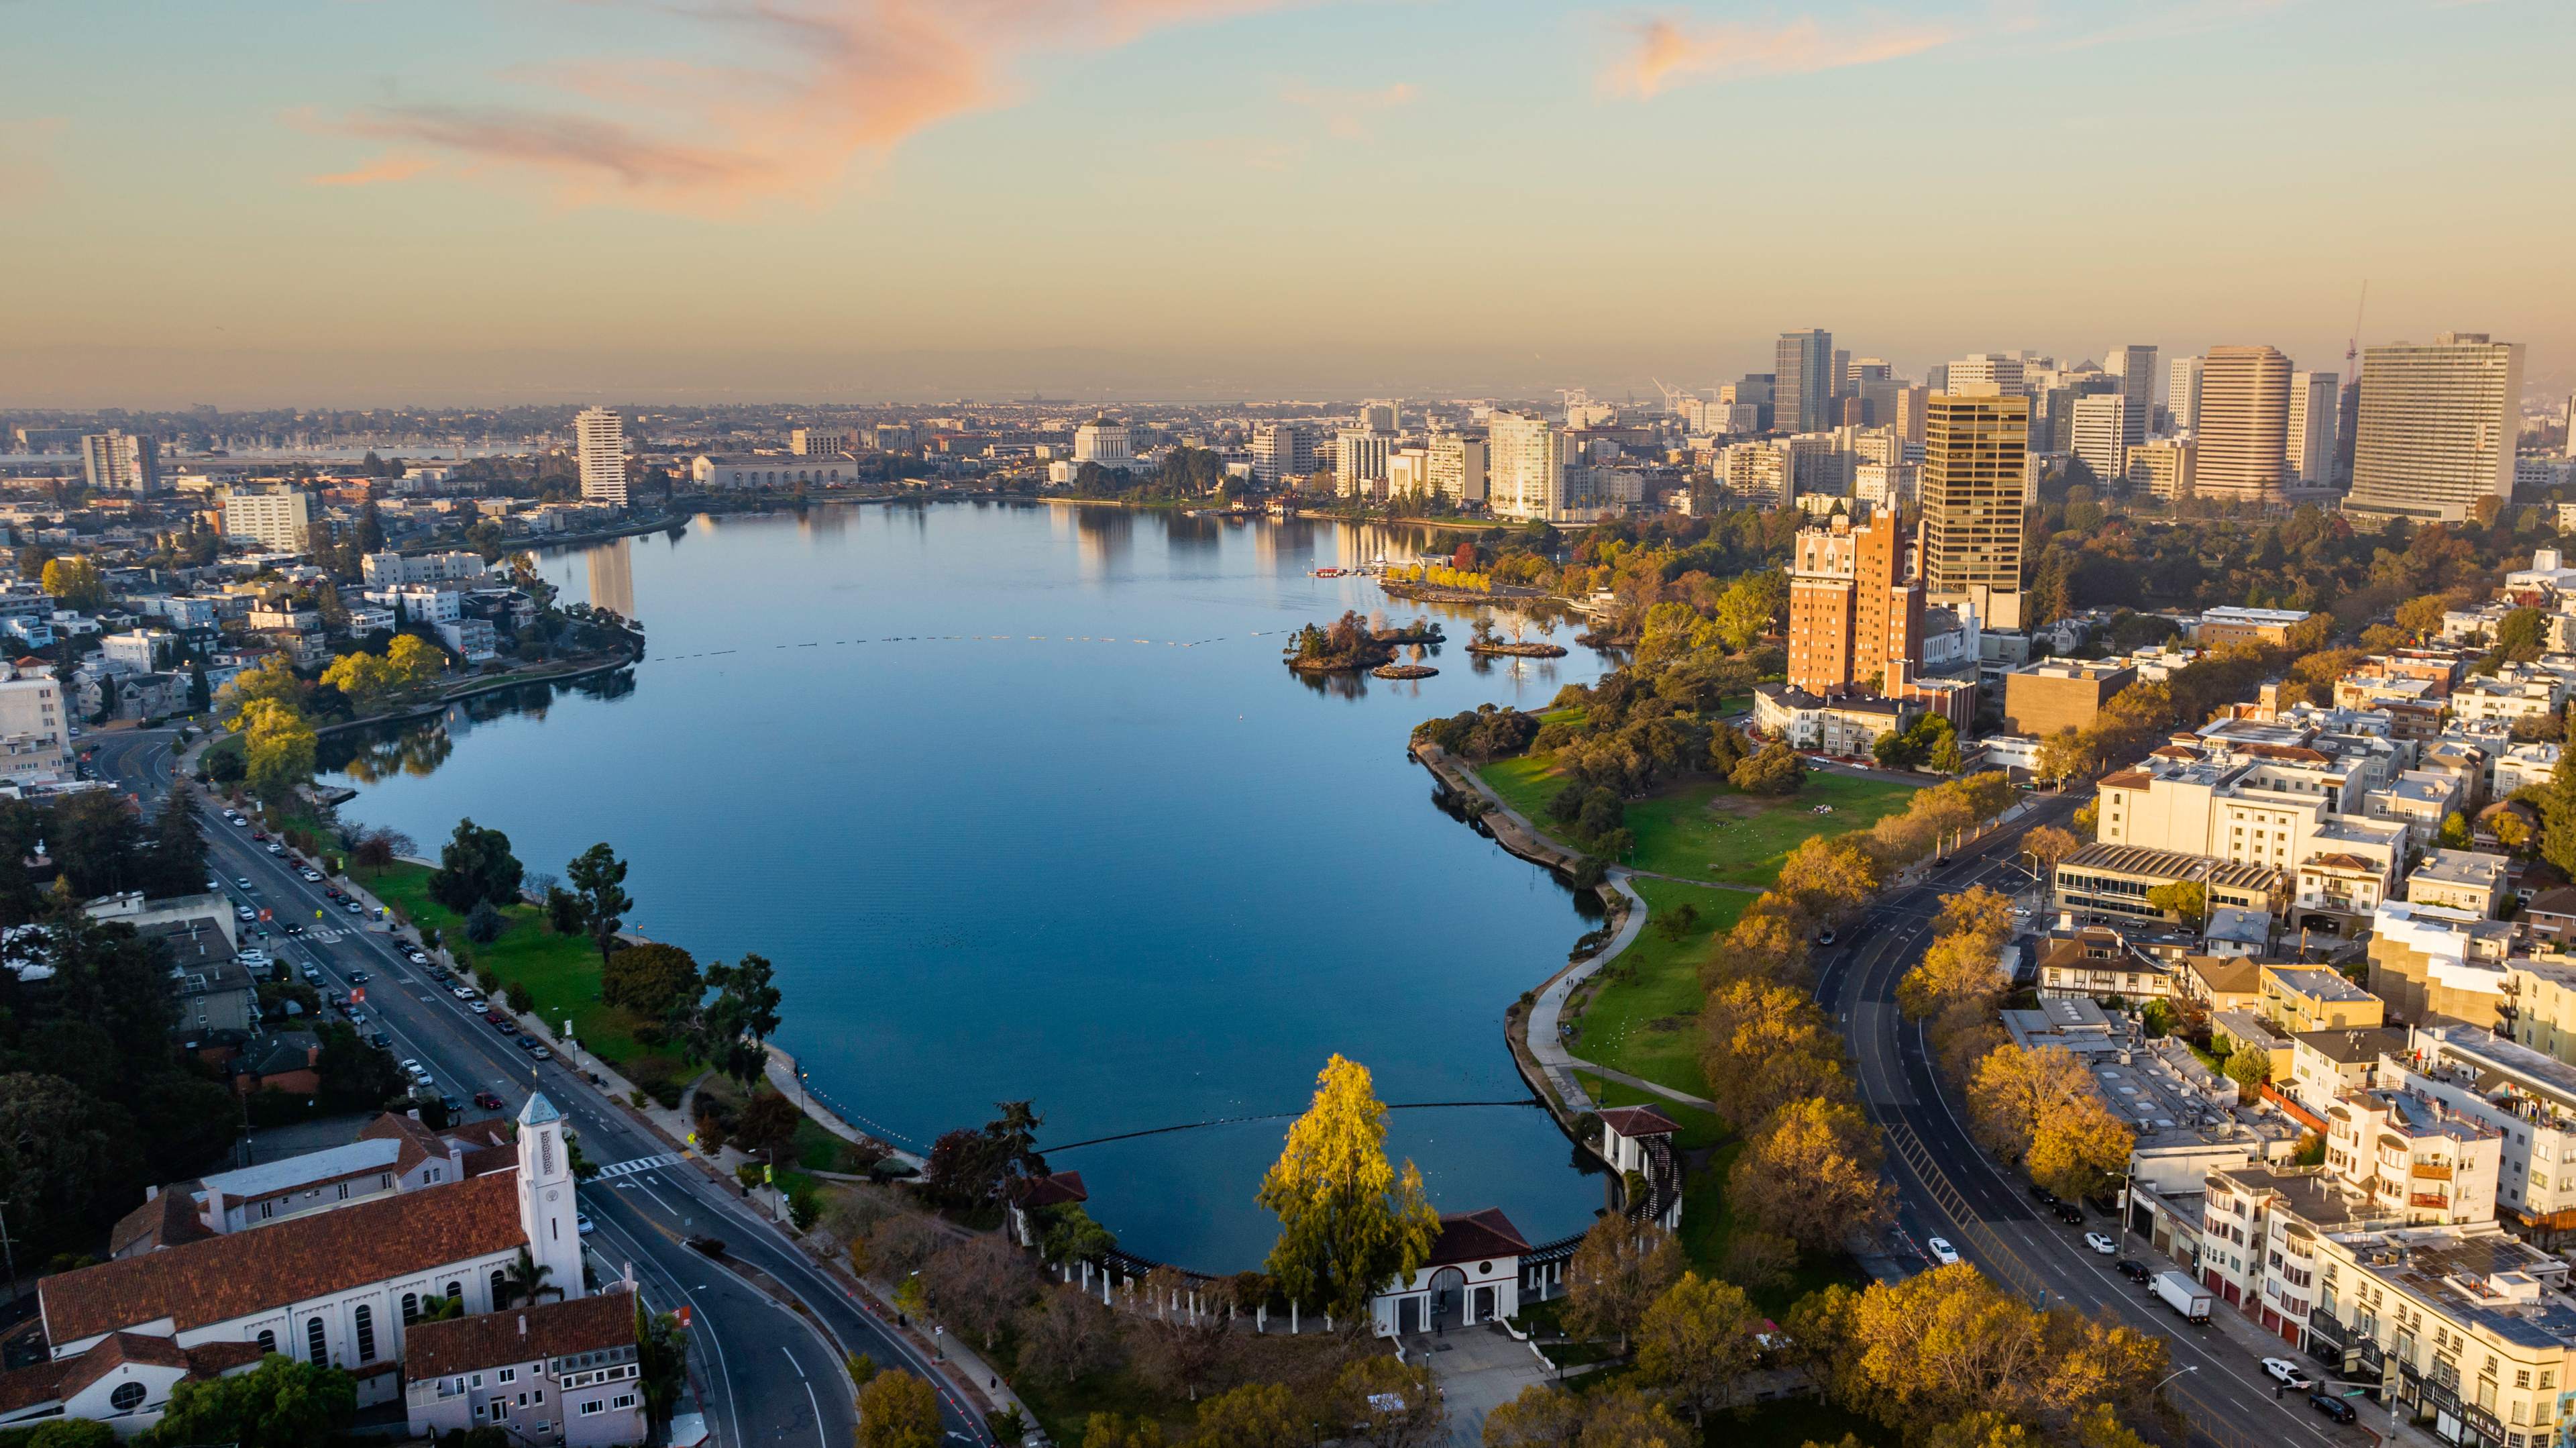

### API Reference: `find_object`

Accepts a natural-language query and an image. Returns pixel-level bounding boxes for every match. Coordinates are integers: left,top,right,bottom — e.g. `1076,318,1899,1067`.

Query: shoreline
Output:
309,647,639,740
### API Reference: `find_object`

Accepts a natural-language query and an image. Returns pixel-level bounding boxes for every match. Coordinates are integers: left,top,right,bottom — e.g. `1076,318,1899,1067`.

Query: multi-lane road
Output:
1817,792,2381,1448
85,729,996,1448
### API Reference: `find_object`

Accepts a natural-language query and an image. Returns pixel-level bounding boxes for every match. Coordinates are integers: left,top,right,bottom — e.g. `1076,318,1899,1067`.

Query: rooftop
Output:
2411,849,2509,888
2296,1027,2409,1067
405,1288,637,1378
2057,841,2280,893
198,1137,402,1203
2263,966,2377,1004
2331,1226,2576,1351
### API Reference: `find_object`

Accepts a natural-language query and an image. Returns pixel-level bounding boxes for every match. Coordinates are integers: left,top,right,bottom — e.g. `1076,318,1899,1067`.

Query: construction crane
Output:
1650,377,1706,414
2345,280,2367,379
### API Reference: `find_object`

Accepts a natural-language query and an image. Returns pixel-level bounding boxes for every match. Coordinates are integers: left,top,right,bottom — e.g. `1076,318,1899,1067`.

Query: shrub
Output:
465,900,503,945
505,980,533,1013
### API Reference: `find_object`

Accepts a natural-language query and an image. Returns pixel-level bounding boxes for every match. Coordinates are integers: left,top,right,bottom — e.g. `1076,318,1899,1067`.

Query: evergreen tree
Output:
2541,751,2576,877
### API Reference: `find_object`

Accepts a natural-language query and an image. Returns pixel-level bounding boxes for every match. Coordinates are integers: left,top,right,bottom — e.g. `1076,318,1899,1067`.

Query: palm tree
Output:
501,1247,561,1307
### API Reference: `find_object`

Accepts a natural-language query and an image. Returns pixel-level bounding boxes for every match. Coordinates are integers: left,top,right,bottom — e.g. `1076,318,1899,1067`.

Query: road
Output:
87,731,997,1448
1817,791,2379,1448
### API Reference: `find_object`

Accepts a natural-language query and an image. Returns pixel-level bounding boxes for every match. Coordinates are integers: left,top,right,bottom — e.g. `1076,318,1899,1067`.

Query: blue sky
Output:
5,0,2570,405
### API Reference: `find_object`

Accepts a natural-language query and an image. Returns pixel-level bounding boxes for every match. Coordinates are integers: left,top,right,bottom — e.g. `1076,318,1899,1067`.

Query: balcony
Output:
2412,1162,2455,1181
2410,1193,2451,1208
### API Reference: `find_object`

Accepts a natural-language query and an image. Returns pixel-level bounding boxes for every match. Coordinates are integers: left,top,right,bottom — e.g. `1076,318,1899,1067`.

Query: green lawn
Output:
1481,758,1913,886
1570,880,1745,1098
364,861,667,1066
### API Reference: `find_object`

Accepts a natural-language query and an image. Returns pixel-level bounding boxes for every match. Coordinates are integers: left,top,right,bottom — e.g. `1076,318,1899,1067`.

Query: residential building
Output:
2051,842,2279,928
2069,394,2131,485
437,619,499,662
2347,333,2527,527
788,427,850,456
100,629,176,674
2286,371,2341,485
1334,431,1393,499
573,408,627,507
2180,954,2267,1013
2400,1025,2576,1233
2327,1082,2503,1225
2194,345,2292,503
2307,1219,2574,1437
1749,685,1917,756
81,431,160,495
2261,964,2387,1033
217,484,311,553
1919,384,2029,630
2167,355,2204,433
362,552,489,588
402,1290,647,1447
1487,412,1572,522
2126,438,2196,499
2033,925,2178,1002
1775,329,1835,435
2410,850,2512,919
0,673,68,784
1782,512,1919,698
1854,460,1916,510
2195,606,2315,649
2000,659,2136,738
2287,1027,2406,1115
1249,425,1313,485
2103,344,2159,447
1426,435,1485,504
2368,900,2515,1031
362,586,461,625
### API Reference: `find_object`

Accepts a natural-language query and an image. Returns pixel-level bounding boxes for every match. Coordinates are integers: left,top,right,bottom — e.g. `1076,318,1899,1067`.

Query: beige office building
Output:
2345,332,2526,527
1487,412,1568,521
2285,372,2339,485
790,428,851,456
1918,384,2027,629
2127,438,2196,500
2194,346,2291,503
2167,355,2204,433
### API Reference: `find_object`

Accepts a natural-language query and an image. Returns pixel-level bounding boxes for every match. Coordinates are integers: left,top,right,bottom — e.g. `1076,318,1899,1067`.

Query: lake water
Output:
319,501,1614,1269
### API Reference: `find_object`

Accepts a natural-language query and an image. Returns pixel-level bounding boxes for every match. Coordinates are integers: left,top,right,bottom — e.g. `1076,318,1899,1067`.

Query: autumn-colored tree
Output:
1083,1413,1166,1448
1774,837,1879,927
2026,1093,2136,1201
1700,907,1808,990
1479,1384,1582,1447
1257,1055,1439,1331
1334,1355,1448,1448
1566,1387,1691,1448
1965,1044,2096,1162
1699,979,1851,1130
1926,1412,2039,1448
2021,825,2082,876
386,632,446,687
215,654,304,721
1845,1263,2052,1427
1183,1383,1309,1448
924,1233,1036,1351
1933,884,2015,945
1634,1272,1764,1425
1017,1286,1122,1385
321,650,399,715
1727,1097,1894,1251
235,697,317,804
2143,879,2208,928
855,1369,941,1448
1898,930,2005,1022
2395,593,2450,639
1563,1216,1684,1353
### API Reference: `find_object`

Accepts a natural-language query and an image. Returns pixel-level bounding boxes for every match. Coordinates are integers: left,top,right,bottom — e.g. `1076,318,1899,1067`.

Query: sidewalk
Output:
1522,875,1646,1115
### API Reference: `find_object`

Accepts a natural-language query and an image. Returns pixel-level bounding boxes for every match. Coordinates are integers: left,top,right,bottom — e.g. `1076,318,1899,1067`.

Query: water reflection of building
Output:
587,537,636,619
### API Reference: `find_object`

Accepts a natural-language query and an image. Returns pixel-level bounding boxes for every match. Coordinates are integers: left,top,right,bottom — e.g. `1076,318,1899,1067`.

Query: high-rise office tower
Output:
2193,346,2291,503
1919,384,2028,631
2285,371,2341,485
1358,401,1399,433
1886,386,1929,444
80,430,159,494
1948,354,2027,397
2346,332,2526,525
1926,363,1950,394
1786,511,1919,699
1848,358,1892,389
1722,375,1776,431
2070,395,2132,486
1487,411,1568,521
1775,329,1835,435
575,407,629,506
1832,350,1854,401
2104,345,2158,447
2167,356,2204,433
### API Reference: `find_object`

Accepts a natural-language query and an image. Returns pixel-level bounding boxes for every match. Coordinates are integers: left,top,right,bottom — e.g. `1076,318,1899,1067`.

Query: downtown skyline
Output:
5,0,2571,406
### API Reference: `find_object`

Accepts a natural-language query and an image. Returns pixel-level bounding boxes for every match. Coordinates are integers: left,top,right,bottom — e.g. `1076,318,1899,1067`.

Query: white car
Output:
451,987,474,1000
2084,1231,2116,1255
1927,1237,1962,1266
229,816,248,827
2261,1357,2314,1391
301,869,323,882
265,842,283,855
236,950,270,968
576,1212,595,1235
400,1058,421,1074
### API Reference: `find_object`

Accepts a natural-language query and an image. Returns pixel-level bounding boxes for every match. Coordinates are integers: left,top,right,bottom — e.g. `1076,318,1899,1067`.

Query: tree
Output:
464,899,503,945
1085,1413,1167,1448
0,1072,139,1253
386,632,445,688
1699,980,1848,1131
1774,837,1878,928
687,953,783,1086
39,557,105,611
500,1245,559,1306
1730,742,1806,795
1566,1387,1690,1448
429,819,523,913
566,842,634,964
152,1353,358,1448
2143,880,2206,929
2396,593,2450,639
1480,1384,1583,1447
925,1233,1037,1351
1257,1054,1440,1331
2023,825,2081,876
1335,1355,1447,1448
145,783,209,898
1563,1216,1683,1353
856,1369,941,1448
1131,1269,1235,1403
2439,811,2472,850
216,654,305,720
1635,1272,1762,1425
2544,748,2576,878
235,698,317,805
2224,1045,2272,1095
2027,1094,2137,1201
321,650,398,715
1017,1286,1122,1384
1728,1097,1894,1251
604,941,700,1018
1183,1384,1307,1448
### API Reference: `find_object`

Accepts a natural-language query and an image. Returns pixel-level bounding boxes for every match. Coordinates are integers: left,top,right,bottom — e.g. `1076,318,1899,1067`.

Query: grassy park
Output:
1477,756,1912,886
1566,879,1743,1098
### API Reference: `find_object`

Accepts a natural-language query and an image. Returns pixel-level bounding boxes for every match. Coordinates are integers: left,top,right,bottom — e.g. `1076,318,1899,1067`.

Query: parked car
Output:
235,906,258,922
2114,1259,2151,1282
1927,1238,1961,1267
576,1212,594,1235
531,1047,551,1061
441,1094,465,1115
2263,1358,2314,1391
2053,1202,2084,1225
451,987,474,1000
235,876,251,888
346,902,364,915
473,1090,504,1109
237,950,270,968
2082,1232,2116,1255
2308,1392,2355,1424
229,817,248,828
517,1036,540,1052
496,1019,519,1036
2029,1183,2059,1205
370,1032,392,1049
1815,929,1837,946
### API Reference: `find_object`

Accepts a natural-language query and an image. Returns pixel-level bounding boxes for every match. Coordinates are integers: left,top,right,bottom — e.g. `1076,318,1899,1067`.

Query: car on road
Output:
531,1047,551,1061
1815,929,1837,946
2082,1232,2116,1255
474,1090,503,1109
2114,1259,2150,1281
301,966,321,984
235,877,251,888
325,888,345,901
2263,1358,2314,1391
300,869,323,882
207,878,221,892
237,950,270,968
370,1033,392,1049
265,842,284,855
284,924,306,936
2029,1183,2059,1204
576,1212,594,1235
517,1036,540,1052
347,902,364,915
348,970,369,984
451,987,474,1000
235,906,257,922
1927,1238,1961,1267
250,830,266,841
2308,1392,2355,1424
441,1094,466,1115
229,817,248,828
494,1019,517,1035
2053,1202,2084,1225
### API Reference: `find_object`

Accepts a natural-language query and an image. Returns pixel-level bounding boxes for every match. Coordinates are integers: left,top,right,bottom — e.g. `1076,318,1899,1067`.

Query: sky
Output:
5,0,2572,407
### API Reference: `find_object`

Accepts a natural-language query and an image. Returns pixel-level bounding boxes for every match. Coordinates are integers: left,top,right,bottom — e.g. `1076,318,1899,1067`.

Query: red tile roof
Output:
42,1172,525,1345
360,1112,447,1176
404,1290,637,1379
2100,769,2155,788
1425,1208,1529,1266
1017,1172,1087,1209
111,1189,213,1259
1597,1106,1679,1138
59,1332,189,1399
0,1358,70,1416
182,1341,267,1378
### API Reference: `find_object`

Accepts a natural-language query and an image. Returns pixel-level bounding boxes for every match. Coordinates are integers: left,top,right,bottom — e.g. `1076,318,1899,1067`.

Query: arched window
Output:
446,1282,462,1302
402,1293,419,1325
110,1382,147,1412
256,1330,276,1354
305,1316,327,1367
355,1304,377,1363
492,1268,509,1304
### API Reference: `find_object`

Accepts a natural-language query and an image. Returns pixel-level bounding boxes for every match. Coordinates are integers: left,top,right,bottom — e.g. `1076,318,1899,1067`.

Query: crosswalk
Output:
593,1152,684,1180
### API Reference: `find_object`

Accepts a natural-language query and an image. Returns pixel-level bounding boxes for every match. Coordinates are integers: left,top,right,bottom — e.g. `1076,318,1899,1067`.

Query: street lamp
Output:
2151,1365,2199,1395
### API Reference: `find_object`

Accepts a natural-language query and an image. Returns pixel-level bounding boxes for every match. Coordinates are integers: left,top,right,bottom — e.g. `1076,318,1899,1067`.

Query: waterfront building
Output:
574,409,627,507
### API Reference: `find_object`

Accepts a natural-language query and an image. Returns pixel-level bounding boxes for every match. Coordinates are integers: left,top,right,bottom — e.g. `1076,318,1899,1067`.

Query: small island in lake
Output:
1283,611,1446,672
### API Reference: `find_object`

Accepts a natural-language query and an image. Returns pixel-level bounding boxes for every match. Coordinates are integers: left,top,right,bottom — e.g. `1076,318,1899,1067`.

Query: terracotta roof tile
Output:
462,1142,519,1178
59,1332,189,1399
1017,1172,1087,1208
360,1111,447,1176
1425,1208,1529,1265
404,1290,636,1379
0,1357,70,1416
181,1341,268,1378
111,1190,212,1259
42,1172,525,1345
1597,1106,1678,1137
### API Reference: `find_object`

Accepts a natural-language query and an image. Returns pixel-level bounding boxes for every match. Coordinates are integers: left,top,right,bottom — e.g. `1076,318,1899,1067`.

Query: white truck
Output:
2152,1270,2212,1324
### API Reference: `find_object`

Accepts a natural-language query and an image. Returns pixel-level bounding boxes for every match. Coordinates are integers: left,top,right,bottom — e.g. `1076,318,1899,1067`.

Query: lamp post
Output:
2151,1365,2199,1396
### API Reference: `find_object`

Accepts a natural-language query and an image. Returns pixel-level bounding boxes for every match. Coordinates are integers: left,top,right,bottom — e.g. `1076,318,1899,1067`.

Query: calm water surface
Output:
321,501,1613,1268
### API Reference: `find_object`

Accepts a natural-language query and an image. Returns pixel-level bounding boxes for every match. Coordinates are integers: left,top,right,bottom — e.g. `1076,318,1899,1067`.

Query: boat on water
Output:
1309,567,1350,577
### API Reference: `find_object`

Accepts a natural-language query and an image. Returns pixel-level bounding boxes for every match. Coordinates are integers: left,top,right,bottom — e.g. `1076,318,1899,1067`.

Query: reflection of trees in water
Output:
1163,513,1220,552
1291,669,1368,701
319,671,635,782
331,726,455,784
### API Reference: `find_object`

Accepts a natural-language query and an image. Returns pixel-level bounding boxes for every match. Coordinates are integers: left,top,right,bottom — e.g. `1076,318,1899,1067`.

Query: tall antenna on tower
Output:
2345,280,2367,377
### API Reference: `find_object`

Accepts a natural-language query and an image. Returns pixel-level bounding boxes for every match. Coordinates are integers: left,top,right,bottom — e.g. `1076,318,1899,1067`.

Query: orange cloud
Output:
310,154,439,187
1607,13,1961,97
1280,81,1416,140
305,0,1296,216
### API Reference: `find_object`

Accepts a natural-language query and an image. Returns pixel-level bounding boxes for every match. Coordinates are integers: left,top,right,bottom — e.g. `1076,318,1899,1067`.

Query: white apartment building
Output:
437,619,500,662
0,674,68,784
361,586,462,625
1854,460,1917,511
574,408,627,507
789,428,850,456
1426,435,1487,504
2397,1026,2576,1232
2098,754,2409,896
2069,393,2130,484
1487,412,1570,521
1385,446,1431,498
2347,332,2526,526
362,552,490,588
1249,425,1313,485
2167,355,2204,433
81,431,160,495
1714,440,1788,507
100,629,176,674
1334,431,1393,499
2452,664,2575,724
2286,370,2341,484
2496,743,2560,799
219,484,311,553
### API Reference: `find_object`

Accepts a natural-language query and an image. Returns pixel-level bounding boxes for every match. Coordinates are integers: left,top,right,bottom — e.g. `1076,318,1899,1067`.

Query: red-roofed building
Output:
1596,1105,1678,1175
1371,1207,1529,1339
1008,1171,1089,1249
